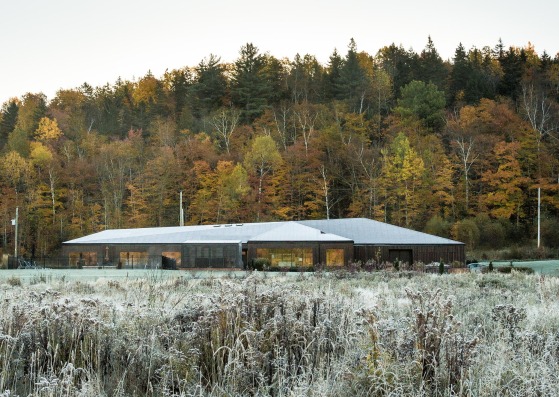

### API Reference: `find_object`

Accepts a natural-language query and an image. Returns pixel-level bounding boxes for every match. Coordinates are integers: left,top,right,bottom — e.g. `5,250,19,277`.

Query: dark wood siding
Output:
354,244,465,265
64,240,464,269
389,249,413,265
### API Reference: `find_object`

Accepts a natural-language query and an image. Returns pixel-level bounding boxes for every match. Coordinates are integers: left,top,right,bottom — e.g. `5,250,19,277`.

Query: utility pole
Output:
14,207,18,259
179,191,184,226
537,187,541,249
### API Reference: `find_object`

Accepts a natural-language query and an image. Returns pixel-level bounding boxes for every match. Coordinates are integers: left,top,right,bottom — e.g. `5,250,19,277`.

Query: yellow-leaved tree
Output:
243,135,283,221
188,160,249,224
0,151,34,195
380,132,425,227
214,161,249,223
29,142,53,167
35,117,63,142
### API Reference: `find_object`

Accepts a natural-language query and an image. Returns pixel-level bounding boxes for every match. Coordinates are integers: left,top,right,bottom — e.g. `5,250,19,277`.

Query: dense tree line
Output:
1,38,559,258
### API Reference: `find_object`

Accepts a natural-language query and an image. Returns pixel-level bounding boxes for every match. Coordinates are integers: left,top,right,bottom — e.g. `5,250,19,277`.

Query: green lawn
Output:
1,260,559,283
479,260,559,275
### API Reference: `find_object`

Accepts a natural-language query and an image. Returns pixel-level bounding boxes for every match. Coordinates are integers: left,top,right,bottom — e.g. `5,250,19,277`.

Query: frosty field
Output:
1,270,558,396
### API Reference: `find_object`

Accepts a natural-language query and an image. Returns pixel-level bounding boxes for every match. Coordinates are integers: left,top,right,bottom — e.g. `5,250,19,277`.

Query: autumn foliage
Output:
1,38,558,257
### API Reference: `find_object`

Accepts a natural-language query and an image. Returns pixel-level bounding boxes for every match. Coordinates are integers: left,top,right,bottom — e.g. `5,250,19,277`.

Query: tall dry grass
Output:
0,270,558,396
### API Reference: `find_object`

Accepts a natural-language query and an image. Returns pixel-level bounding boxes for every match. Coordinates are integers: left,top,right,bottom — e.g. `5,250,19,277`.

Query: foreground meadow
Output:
0,270,558,396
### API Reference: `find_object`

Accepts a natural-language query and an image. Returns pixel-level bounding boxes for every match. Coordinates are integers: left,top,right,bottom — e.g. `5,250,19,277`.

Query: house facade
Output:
62,218,465,269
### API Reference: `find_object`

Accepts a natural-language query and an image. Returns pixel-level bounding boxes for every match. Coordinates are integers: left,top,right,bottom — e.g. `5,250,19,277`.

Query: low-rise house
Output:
62,218,464,269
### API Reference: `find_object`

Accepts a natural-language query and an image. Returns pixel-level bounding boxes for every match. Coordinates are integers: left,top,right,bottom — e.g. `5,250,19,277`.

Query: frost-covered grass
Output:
0,271,558,396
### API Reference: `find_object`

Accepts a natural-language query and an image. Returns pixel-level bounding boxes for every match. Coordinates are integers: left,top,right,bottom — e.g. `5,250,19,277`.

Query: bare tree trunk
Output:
294,103,319,156
48,167,57,224
209,108,240,154
273,106,291,150
522,84,556,145
454,137,478,213
257,174,264,222
320,165,330,220
359,92,365,114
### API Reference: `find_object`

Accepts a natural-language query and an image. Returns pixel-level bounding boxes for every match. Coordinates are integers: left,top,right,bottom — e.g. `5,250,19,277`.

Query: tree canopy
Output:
1,38,559,257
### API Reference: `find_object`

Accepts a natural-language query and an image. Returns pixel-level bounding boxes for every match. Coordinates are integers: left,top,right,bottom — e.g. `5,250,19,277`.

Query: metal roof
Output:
298,218,462,245
64,218,463,246
63,226,215,244
249,222,351,242
64,223,279,245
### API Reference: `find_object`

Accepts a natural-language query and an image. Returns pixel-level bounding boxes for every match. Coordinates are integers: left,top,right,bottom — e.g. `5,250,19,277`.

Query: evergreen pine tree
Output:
0,99,19,148
449,43,471,105
337,39,369,112
377,43,417,99
191,54,227,118
231,43,272,123
498,47,525,100
417,36,448,91
324,49,343,101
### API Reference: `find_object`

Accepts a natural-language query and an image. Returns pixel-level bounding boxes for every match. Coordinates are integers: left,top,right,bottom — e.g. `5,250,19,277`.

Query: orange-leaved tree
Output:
481,141,530,224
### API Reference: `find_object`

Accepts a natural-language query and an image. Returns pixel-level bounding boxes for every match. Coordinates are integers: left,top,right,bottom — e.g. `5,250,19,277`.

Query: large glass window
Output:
162,251,181,267
119,251,149,268
326,249,344,266
183,244,239,268
223,246,238,267
69,252,97,267
256,248,313,268
210,246,224,267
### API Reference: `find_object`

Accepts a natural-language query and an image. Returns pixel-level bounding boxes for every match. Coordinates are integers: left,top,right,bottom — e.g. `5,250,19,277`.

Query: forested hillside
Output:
1,38,558,258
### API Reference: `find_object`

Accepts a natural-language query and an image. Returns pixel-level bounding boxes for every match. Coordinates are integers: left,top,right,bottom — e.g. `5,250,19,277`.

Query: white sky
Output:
2,0,558,104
